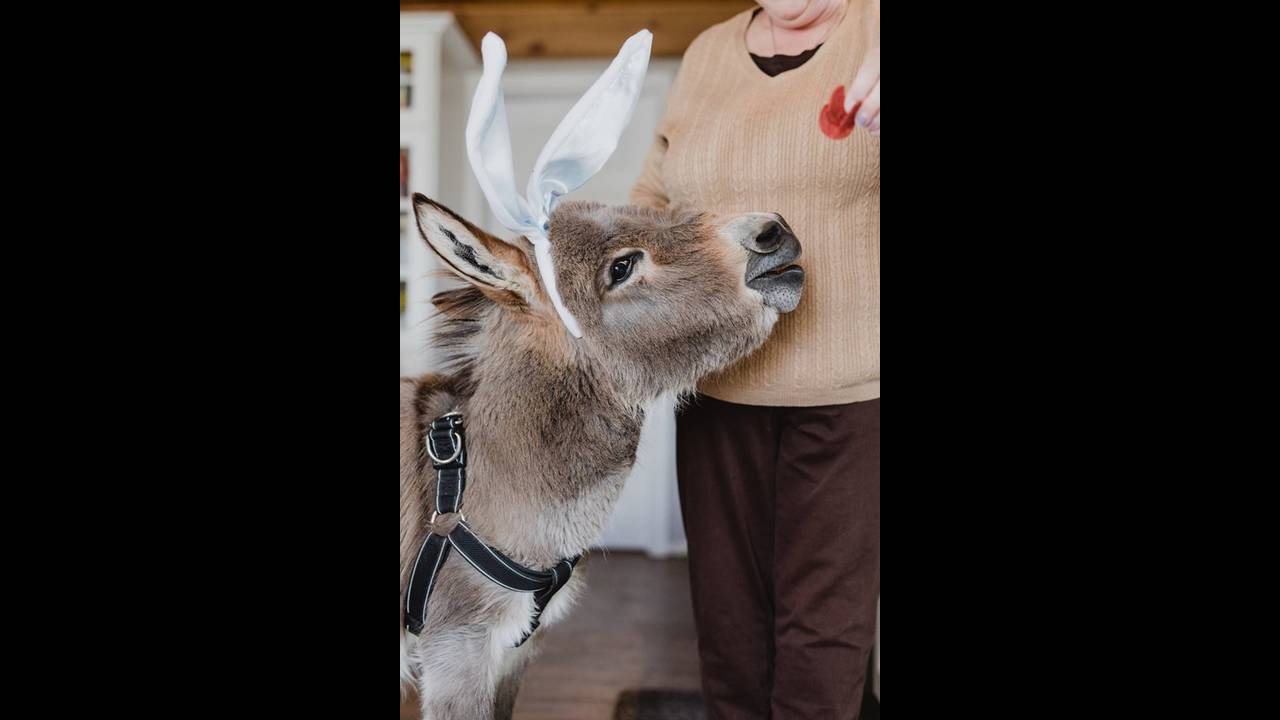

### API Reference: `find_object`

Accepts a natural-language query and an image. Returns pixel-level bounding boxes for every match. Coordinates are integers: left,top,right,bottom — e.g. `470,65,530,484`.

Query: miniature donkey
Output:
400,192,805,720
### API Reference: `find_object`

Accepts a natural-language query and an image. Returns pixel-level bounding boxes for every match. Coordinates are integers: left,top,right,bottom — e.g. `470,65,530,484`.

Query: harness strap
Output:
427,413,465,514
525,556,580,641
403,531,451,636
404,412,580,646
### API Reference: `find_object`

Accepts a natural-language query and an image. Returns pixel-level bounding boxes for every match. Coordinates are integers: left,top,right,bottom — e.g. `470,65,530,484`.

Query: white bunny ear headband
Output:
466,30,653,339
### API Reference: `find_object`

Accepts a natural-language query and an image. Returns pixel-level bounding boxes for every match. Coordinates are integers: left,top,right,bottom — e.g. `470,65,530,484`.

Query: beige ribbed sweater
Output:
630,2,880,407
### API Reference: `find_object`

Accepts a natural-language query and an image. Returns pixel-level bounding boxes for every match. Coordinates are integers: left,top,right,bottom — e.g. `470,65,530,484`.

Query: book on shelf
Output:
400,148,409,198
401,212,410,266
401,52,412,109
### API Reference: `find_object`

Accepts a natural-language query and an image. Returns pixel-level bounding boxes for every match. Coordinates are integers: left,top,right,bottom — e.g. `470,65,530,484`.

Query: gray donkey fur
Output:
401,193,804,720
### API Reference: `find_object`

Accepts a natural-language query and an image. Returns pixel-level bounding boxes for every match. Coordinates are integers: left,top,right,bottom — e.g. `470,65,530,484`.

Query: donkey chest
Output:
462,408,645,559
536,465,637,554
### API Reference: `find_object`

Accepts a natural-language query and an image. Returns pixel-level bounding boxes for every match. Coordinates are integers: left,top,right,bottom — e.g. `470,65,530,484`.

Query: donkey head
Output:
413,194,803,401
415,30,805,403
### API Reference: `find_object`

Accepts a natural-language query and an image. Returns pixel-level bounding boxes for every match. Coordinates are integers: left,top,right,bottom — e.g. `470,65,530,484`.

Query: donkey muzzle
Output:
742,214,805,313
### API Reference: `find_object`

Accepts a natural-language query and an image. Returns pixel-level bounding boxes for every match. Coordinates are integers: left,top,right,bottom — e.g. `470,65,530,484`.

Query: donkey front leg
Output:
492,637,540,720
417,626,502,720
417,626,538,720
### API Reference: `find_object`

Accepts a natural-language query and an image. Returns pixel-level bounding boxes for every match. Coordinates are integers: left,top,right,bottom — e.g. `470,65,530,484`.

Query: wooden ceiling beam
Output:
400,1,754,58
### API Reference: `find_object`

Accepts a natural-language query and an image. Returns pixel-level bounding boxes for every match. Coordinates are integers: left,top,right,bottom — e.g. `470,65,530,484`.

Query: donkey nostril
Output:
755,220,785,253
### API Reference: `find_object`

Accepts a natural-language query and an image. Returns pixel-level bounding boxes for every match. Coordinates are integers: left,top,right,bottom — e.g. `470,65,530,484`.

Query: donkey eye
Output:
608,253,640,287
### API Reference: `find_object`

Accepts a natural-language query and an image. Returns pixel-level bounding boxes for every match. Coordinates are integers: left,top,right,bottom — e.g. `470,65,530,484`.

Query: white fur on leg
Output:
401,627,416,694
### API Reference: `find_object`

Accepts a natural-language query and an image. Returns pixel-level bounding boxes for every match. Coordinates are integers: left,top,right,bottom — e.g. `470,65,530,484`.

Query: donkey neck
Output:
450,327,646,566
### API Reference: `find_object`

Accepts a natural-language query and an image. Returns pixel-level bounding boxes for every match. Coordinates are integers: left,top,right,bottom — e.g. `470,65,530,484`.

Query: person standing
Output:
631,1,880,717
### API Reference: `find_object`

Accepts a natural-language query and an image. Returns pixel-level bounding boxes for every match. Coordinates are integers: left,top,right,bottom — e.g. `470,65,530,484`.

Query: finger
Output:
868,112,880,134
857,80,880,128
844,67,876,112
844,48,880,111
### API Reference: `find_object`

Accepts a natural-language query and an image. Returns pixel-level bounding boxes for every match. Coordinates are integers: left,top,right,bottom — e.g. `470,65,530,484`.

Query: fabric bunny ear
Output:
466,33,539,236
464,30,653,339
525,29,653,223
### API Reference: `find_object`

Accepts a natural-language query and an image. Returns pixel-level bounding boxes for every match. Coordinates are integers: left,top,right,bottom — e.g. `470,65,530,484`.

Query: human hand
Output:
843,46,880,135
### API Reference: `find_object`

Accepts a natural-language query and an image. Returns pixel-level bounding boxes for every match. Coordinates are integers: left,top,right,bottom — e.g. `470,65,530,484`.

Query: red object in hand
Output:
819,85,857,140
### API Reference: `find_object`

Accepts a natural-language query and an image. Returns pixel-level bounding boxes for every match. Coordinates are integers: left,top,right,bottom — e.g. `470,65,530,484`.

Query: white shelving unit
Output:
400,12,480,376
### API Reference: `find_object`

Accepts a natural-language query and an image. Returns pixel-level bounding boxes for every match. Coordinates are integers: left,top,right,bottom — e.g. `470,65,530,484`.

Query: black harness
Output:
403,412,580,646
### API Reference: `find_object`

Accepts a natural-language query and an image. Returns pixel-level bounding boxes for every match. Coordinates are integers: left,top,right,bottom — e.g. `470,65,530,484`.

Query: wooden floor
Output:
401,552,702,720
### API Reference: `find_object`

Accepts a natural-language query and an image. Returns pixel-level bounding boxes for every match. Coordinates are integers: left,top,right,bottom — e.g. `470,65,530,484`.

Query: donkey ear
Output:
412,194,538,303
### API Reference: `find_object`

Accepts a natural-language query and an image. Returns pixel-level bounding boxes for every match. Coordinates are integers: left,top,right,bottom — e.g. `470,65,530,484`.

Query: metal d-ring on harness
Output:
403,412,580,647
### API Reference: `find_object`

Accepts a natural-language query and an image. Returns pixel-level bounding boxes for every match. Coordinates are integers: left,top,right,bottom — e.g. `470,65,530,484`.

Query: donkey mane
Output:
429,284,493,397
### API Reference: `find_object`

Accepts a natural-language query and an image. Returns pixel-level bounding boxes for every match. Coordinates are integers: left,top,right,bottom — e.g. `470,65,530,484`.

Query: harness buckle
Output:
427,413,465,467
427,431,463,466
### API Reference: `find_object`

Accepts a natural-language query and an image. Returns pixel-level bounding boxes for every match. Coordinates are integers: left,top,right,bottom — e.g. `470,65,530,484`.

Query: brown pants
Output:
677,395,881,720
